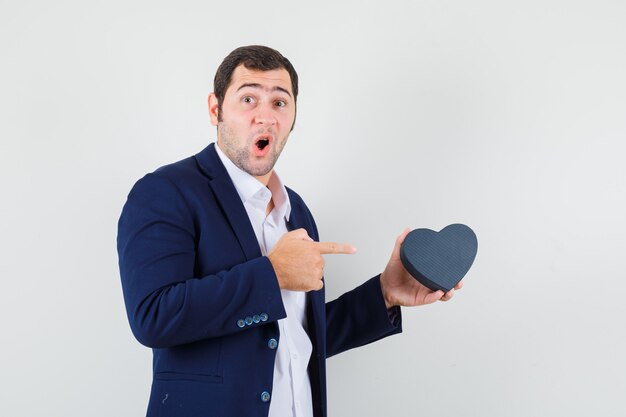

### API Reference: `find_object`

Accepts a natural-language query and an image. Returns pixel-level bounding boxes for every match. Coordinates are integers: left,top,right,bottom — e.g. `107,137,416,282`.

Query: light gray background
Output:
1,1,625,416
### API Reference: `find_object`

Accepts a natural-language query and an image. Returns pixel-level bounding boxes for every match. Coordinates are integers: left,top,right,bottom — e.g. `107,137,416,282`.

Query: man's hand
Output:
268,228,357,291
380,228,463,309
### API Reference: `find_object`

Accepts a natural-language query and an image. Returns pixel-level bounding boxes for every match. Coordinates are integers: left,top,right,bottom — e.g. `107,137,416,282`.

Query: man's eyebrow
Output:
235,83,292,98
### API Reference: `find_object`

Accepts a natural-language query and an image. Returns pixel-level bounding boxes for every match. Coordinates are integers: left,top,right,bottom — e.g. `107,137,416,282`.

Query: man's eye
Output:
275,100,286,107
242,96,255,104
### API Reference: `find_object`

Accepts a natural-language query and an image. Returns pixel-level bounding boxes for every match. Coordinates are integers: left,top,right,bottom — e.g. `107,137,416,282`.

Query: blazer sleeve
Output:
325,275,402,358
117,173,286,349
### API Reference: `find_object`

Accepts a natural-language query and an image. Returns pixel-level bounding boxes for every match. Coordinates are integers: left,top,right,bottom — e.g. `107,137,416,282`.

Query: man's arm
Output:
325,275,402,358
323,229,464,358
117,173,286,348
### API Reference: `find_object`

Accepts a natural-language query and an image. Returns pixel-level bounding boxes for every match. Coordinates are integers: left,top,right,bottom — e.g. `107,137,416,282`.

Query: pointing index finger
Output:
315,241,357,255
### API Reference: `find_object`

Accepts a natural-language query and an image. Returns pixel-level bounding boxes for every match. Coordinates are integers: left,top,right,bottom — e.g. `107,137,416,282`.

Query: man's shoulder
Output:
140,144,218,187
127,146,215,202
152,154,202,182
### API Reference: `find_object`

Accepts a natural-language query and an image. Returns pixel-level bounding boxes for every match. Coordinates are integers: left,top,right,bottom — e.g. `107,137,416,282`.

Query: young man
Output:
118,45,461,417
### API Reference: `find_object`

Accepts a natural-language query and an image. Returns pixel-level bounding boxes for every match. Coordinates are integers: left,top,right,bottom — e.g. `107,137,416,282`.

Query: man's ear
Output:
208,93,219,126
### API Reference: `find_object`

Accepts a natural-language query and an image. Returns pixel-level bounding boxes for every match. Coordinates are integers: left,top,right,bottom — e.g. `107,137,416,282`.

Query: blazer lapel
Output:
209,174,262,261
196,144,262,261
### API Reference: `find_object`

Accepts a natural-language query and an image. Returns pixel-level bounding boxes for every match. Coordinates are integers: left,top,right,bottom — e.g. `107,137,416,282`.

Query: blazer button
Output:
245,316,253,326
260,391,271,403
268,338,278,349
260,313,269,322
237,319,245,328
253,314,261,323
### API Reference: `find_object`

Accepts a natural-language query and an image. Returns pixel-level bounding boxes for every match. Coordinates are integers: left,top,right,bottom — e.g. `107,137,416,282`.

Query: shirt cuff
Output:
387,305,401,326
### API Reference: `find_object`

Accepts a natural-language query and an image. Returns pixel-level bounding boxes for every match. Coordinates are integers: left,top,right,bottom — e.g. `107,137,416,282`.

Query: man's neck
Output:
255,170,273,187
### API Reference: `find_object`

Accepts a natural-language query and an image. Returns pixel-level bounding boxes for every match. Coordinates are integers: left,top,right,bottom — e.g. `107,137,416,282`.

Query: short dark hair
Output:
213,45,299,122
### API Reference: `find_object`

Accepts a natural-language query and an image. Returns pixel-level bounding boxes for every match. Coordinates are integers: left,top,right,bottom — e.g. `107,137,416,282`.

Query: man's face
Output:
209,65,296,182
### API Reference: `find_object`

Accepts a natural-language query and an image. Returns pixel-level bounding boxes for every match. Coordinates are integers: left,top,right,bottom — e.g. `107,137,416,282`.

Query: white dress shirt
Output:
215,143,314,417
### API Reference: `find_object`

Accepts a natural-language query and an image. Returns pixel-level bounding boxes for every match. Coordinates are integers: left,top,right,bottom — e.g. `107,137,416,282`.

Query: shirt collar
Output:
215,142,291,221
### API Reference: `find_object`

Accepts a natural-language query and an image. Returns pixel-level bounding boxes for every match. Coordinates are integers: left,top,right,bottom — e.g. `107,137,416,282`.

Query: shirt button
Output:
260,391,271,403
253,315,261,323
260,313,269,322
292,353,298,360
268,338,278,349
237,319,245,328
245,316,253,326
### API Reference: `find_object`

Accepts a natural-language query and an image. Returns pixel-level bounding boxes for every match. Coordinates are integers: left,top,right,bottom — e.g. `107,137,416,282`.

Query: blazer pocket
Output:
155,371,223,384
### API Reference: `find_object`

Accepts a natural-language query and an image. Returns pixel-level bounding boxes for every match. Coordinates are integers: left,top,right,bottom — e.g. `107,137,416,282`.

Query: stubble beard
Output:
218,122,288,177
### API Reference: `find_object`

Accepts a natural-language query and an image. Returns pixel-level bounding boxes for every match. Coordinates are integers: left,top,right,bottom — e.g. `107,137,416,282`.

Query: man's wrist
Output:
380,272,395,309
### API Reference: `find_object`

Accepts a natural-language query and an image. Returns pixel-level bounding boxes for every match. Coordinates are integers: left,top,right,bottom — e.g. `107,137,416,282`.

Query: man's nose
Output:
253,104,277,125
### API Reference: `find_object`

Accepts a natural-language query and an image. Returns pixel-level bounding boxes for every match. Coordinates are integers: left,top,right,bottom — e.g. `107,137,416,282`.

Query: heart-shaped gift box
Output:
400,224,478,292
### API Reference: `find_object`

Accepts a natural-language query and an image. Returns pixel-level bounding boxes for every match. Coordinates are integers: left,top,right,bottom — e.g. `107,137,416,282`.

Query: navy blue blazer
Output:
117,143,402,417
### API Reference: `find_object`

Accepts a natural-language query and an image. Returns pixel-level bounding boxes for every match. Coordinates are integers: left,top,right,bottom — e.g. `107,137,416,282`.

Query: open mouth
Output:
256,138,270,150
254,135,272,152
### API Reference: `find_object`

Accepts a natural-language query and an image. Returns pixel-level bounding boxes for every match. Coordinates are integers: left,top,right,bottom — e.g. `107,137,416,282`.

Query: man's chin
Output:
241,161,275,178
